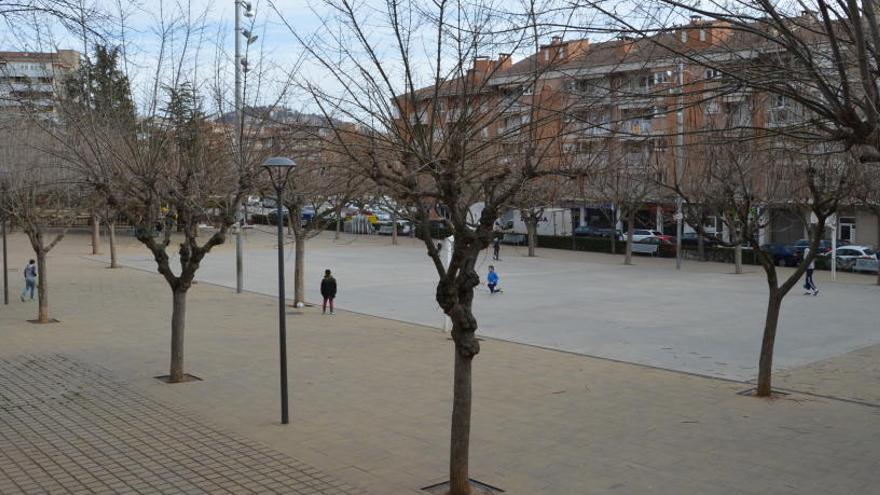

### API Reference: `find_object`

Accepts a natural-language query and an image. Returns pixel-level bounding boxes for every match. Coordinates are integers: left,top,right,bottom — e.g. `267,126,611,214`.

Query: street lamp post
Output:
263,157,296,425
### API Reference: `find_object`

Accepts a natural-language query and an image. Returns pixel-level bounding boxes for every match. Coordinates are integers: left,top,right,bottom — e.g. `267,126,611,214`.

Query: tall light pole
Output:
674,61,685,270
234,0,256,293
263,157,296,425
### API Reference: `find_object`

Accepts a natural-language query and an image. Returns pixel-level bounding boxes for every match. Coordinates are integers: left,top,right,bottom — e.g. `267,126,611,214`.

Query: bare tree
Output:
598,141,658,264
0,119,76,323
287,0,586,490
695,135,862,396
57,16,258,382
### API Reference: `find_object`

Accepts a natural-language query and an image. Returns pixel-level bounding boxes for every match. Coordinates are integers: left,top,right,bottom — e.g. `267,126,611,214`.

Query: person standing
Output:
492,237,501,261
487,265,502,294
803,247,818,296
20,259,36,302
321,269,337,314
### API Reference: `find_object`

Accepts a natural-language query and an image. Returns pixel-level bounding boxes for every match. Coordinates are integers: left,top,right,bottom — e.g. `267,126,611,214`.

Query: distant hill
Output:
216,106,346,127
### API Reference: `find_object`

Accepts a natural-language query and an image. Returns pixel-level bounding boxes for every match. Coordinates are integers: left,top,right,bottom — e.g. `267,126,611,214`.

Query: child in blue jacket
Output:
487,265,501,294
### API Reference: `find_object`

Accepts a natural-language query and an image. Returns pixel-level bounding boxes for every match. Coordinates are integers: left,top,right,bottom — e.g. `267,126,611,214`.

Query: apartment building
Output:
0,49,80,114
399,16,880,247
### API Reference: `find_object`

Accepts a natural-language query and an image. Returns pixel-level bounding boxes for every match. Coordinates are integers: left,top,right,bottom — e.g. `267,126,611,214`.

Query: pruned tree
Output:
696,135,863,396
0,119,76,323
288,0,588,490
599,140,659,264
57,13,259,383
281,128,362,306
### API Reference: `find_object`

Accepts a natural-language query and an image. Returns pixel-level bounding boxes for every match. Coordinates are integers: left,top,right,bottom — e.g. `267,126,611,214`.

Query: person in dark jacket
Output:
320,269,337,314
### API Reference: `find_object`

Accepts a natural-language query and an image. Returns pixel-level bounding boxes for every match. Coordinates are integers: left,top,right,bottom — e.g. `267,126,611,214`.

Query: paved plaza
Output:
1,232,879,494
118,229,880,381
0,355,363,495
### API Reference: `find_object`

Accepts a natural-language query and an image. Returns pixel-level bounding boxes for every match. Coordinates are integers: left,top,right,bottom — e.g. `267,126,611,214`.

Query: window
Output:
705,68,721,79
681,31,688,42
774,95,787,108
705,101,720,114
699,29,707,41
638,71,671,90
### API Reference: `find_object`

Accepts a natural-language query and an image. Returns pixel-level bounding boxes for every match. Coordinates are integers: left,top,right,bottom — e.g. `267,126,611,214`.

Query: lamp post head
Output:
262,157,296,191
262,157,296,169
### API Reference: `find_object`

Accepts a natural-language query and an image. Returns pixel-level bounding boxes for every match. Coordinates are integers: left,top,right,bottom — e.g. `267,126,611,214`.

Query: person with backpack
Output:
320,269,337,314
20,259,36,302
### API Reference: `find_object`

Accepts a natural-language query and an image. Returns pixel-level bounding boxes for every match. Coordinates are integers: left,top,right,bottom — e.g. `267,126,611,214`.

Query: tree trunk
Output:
756,291,782,397
108,221,118,268
91,213,101,255
294,234,305,306
527,216,537,257
697,233,705,261
36,251,49,323
734,244,743,274
392,210,399,245
449,346,474,495
876,212,880,285
169,288,187,383
624,209,635,265
335,214,342,240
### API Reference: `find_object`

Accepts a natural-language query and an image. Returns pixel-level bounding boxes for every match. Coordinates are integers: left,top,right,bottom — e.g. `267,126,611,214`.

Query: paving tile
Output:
0,355,366,495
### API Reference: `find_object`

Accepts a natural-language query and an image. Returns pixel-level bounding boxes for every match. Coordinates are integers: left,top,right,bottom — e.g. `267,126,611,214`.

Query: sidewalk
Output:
0,354,363,495
2,233,879,494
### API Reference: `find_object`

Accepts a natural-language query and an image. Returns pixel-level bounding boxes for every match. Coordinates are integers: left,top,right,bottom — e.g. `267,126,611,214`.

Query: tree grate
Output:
422,479,505,494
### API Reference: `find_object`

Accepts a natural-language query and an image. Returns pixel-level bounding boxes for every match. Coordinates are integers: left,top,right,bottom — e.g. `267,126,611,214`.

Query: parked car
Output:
573,225,622,240
377,221,412,236
680,232,718,247
501,233,527,245
638,235,675,246
628,229,663,242
821,245,877,270
792,238,850,257
573,225,603,237
760,243,801,267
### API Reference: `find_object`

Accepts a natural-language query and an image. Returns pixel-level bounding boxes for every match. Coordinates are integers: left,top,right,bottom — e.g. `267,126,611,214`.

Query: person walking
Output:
20,259,36,302
492,237,501,261
320,269,337,314
803,246,818,296
487,265,502,294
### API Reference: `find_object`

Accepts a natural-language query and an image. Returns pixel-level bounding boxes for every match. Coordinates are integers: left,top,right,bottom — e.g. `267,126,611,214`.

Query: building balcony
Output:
618,119,655,137
766,107,804,127
565,121,611,137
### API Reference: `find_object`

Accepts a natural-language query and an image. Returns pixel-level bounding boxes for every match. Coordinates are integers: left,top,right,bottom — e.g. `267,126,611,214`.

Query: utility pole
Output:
675,61,685,270
234,0,256,293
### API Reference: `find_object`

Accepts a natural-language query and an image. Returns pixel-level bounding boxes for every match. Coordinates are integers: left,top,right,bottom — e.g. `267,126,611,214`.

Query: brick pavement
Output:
0,354,365,495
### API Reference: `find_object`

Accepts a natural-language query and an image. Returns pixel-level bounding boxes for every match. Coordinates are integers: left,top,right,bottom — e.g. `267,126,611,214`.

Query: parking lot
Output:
117,230,880,381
